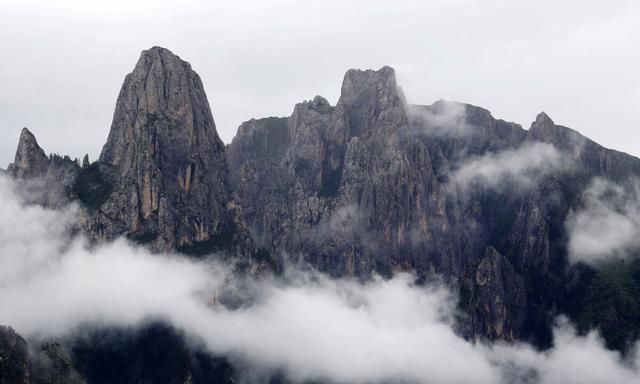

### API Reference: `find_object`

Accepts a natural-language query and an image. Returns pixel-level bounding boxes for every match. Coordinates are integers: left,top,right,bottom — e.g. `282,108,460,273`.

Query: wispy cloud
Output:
566,178,640,264
407,100,471,137
448,142,570,193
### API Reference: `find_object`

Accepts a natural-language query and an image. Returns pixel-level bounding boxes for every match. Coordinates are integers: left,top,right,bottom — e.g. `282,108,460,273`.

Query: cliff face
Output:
228,67,640,343
91,47,245,253
7,48,640,346
228,67,531,340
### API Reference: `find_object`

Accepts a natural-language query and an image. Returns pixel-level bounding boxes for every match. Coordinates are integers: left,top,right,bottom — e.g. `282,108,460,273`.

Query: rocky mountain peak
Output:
534,111,554,126
336,66,407,139
8,128,49,178
100,46,223,166
92,46,235,250
528,111,588,156
339,66,402,109
528,111,558,139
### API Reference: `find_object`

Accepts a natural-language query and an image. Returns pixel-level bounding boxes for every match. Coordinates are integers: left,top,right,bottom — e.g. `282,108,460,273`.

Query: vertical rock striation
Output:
93,47,241,252
228,65,640,343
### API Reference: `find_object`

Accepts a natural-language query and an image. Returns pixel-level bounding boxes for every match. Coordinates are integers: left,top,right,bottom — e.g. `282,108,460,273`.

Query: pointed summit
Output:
340,66,398,100
100,46,224,166
534,111,554,127
94,47,234,250
8,128,49,178
528,111,558,141
336,66,407,138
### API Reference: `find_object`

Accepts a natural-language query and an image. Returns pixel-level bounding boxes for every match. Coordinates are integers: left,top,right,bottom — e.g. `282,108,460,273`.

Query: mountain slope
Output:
228,66,640,344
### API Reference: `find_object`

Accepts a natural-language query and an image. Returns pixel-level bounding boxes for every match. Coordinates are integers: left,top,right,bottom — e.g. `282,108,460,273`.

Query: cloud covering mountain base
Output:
1,175,639,384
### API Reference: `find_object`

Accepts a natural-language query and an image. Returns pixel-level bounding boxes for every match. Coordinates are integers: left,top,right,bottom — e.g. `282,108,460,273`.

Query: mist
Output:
1,174,640,383
449,142,570,193
566,177,640,264
406,101,471,137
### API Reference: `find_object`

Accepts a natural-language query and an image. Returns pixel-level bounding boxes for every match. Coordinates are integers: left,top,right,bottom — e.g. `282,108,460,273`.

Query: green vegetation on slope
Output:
562,257,640,353
71,163,113,211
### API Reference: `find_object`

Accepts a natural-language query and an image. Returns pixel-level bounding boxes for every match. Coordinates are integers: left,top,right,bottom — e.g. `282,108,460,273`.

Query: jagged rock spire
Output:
336,66,407,138
8,128,49,178
82,154,90,168
100,46,225,165
94,46,234,250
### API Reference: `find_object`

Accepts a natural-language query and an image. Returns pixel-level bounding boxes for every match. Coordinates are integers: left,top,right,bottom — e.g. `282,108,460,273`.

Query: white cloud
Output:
490,319,640,384
1,174,640,383
566,178,640,264
449,142,570,193
407,100,471,137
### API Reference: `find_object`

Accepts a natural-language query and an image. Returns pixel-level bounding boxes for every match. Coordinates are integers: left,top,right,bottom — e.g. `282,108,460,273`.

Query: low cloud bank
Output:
449,142,570,193
566,178,640,264
0,175,639,383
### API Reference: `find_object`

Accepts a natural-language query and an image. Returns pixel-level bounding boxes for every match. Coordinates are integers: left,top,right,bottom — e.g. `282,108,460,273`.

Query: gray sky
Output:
1,0,639,168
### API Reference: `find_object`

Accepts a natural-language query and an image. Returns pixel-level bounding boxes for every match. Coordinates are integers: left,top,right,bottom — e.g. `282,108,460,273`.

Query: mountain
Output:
88,46,246,253
4,46,640,381
6,127,81,207
228,66,640,345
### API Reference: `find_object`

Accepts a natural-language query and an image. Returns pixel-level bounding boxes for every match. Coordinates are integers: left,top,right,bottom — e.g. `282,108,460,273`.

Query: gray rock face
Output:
93,47,241,252
469,247,526,341
6,128,80,208
228,66,640,342
529,112,640,179
0,326,30,384
228,68,536,340
8,128,50,179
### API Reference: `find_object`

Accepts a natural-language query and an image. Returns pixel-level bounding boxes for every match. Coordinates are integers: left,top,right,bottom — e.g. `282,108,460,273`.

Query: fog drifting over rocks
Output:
1,175,639,383
449,142,570,193
566,178,640,265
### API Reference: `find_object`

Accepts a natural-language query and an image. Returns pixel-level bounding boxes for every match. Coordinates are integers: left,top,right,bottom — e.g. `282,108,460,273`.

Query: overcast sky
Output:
1,0,639,168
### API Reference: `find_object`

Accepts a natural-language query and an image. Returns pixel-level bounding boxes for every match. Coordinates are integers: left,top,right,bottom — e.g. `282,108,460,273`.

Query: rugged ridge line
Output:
6,48,640,349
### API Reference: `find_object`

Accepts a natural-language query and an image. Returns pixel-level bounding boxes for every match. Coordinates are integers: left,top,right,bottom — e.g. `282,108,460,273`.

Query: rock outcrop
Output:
469,247,526,341
7,128,50,179
91,47,245,253
228,66,640,343
6,128,80,207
